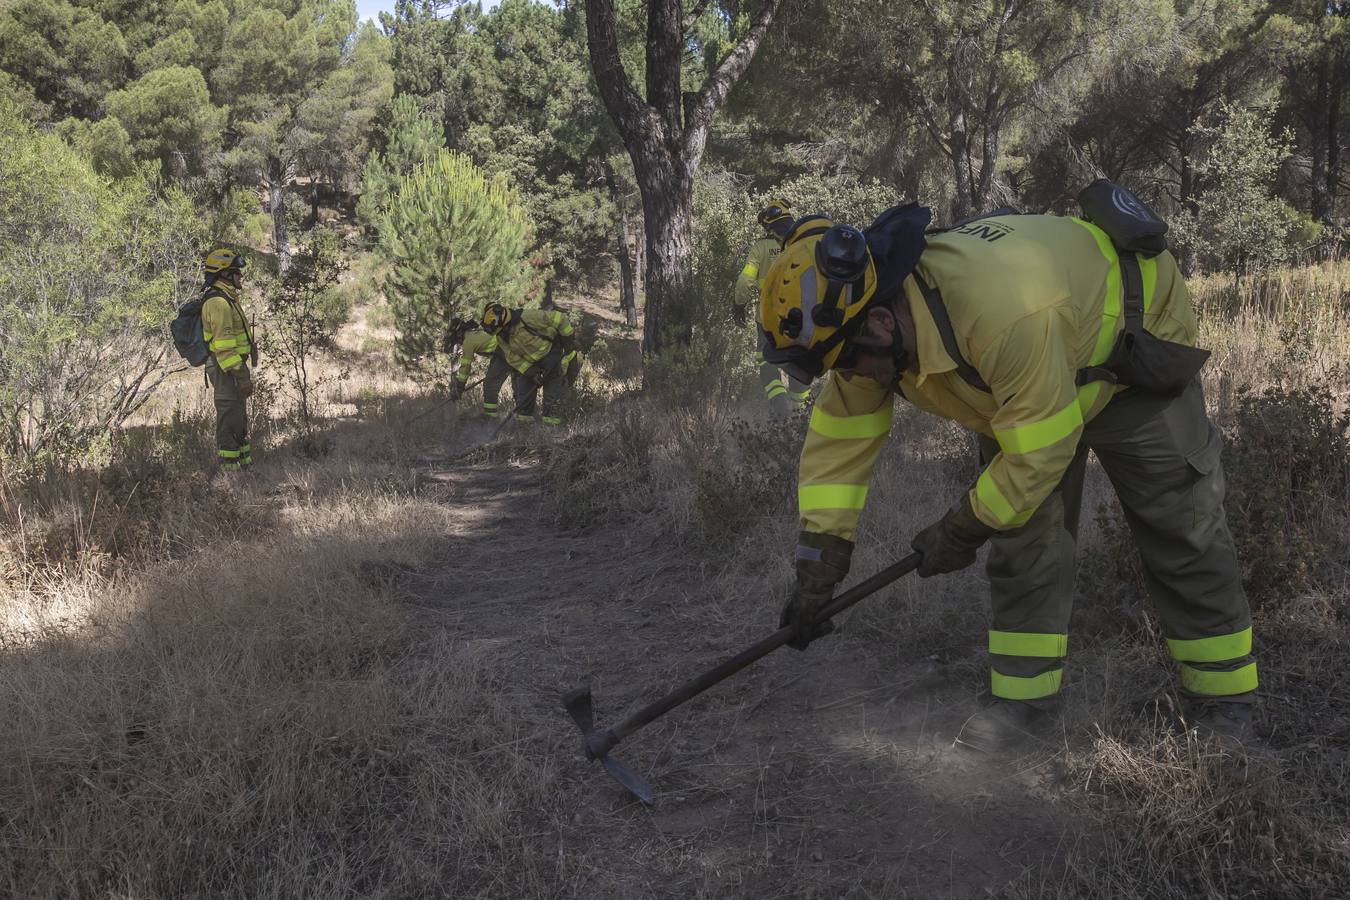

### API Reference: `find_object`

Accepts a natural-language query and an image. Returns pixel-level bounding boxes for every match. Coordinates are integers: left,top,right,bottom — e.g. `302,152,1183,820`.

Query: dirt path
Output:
410,452,1091,899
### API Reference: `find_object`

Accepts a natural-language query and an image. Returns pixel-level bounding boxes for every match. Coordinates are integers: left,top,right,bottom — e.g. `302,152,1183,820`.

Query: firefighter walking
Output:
758,191,1255,751
201,249,255,472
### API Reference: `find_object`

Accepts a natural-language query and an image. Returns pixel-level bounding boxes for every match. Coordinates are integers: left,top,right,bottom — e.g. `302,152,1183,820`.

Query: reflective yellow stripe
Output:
798,484,868,511
202,329,214,341
210,337,237,350
1139,254,1157,313
741,262,759,278
483,402,498,410
1076,380,1104,418
974,471,1032,527
809,404,893,440
1181,663,1258,696
991,668,1063,700
218,449,241,458
1168,627,1252,663
989,631,1068,658
238,443,251,453
1073,219,1122,365
994,401,1083,455
765,382,787,398
219,353,243,370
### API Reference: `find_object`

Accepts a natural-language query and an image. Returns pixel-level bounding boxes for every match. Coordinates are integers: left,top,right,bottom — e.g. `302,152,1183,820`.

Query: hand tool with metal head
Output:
563,552,923,805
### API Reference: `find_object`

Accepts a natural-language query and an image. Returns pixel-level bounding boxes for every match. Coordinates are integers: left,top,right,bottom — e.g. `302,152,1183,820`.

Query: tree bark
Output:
268,156,292,274
585,0,782,356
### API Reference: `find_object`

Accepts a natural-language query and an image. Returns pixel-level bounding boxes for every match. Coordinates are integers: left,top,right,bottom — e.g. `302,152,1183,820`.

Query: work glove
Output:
732,303,748,327
780,531,854,651
232,366,254,400
910,494,997,577
448,380,465,401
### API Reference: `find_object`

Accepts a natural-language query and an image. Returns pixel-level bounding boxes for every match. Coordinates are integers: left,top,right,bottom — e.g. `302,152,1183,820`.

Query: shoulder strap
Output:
912,270,991,394
1075,250,1142,387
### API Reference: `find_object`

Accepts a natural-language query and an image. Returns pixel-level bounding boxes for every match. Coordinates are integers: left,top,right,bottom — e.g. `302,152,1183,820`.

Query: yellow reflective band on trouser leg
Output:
991,668,1063,700
218,449,241,459
1167,627,1252,663
809,405,893,439
798,484,868,512
764,381,787,399
541,415,561,426
989,631,1068,658
1180,663,1258,697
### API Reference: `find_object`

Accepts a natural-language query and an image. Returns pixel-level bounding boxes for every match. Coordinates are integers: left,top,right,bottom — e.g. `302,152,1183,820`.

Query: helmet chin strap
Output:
844,328,910,381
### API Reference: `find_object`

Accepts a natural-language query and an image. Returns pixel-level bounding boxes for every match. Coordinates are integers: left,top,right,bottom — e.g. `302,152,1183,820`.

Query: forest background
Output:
1,1,1348,897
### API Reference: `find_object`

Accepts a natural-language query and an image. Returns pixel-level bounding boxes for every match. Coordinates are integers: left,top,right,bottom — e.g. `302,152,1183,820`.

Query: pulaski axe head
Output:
561,684,655,806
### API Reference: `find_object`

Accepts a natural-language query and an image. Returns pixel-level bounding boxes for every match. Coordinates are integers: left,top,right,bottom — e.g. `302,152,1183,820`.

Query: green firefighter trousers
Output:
978,379,1255,703
512,346,568,426
207,360,251,470
480,354,513,419
756,351,811,415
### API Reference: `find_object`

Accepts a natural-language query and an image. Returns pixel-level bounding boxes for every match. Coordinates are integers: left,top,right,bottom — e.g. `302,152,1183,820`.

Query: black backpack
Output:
170,288,226,367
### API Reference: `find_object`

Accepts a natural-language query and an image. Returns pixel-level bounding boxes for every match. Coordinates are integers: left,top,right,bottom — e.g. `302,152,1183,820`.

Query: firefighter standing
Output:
758,198,1255,751
735,199,810,414
201,249,255,472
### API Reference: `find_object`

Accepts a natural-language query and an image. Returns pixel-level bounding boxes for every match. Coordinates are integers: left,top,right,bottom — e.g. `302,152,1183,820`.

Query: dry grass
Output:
0,387,567,896
2,259,1348,897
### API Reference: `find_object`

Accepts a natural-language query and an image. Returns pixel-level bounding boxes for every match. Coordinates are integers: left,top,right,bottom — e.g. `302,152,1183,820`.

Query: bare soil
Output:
402,440,1093,899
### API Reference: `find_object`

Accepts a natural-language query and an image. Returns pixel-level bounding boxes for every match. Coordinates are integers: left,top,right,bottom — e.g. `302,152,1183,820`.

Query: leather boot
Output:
955,698,1055,753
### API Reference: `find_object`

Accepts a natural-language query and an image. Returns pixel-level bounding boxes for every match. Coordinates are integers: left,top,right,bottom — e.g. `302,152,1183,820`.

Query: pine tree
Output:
383,149,536,373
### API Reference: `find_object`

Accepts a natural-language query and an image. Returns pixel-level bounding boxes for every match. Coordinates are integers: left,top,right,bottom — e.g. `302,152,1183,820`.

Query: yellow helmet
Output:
758,217,877,383
481,302,515,334
203,248,246,275
757,197,792,230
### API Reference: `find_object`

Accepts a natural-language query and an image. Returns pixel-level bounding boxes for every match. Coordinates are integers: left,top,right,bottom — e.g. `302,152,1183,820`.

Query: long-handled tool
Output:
562,551,923,805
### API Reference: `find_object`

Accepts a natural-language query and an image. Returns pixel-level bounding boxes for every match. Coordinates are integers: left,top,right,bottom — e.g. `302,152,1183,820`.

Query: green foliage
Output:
357,93,444,246
1221,383,1350,602
57,115,136,178
105,65,225,178
0,100,203,463
260,228,349,442
1172,101,1302,275
382,149,536,375
1082,382,1350,610
384,0,615,281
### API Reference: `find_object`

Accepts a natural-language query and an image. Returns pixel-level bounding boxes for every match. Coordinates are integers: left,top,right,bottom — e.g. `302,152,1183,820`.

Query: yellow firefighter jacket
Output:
201,280,253,373
798,214,1198,540
735,236,781,309
455,330,498,384
498,309,575,375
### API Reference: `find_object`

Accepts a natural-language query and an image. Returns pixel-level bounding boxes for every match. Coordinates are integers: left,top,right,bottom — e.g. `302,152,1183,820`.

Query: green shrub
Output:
1081,382,1350,609
1222,384,1350,601
0,99,203,466
692,414,805,542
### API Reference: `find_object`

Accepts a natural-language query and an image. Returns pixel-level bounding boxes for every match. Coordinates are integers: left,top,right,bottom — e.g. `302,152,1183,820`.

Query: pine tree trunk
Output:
635,164,694,352
618,205,639,329
269,156,291,274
